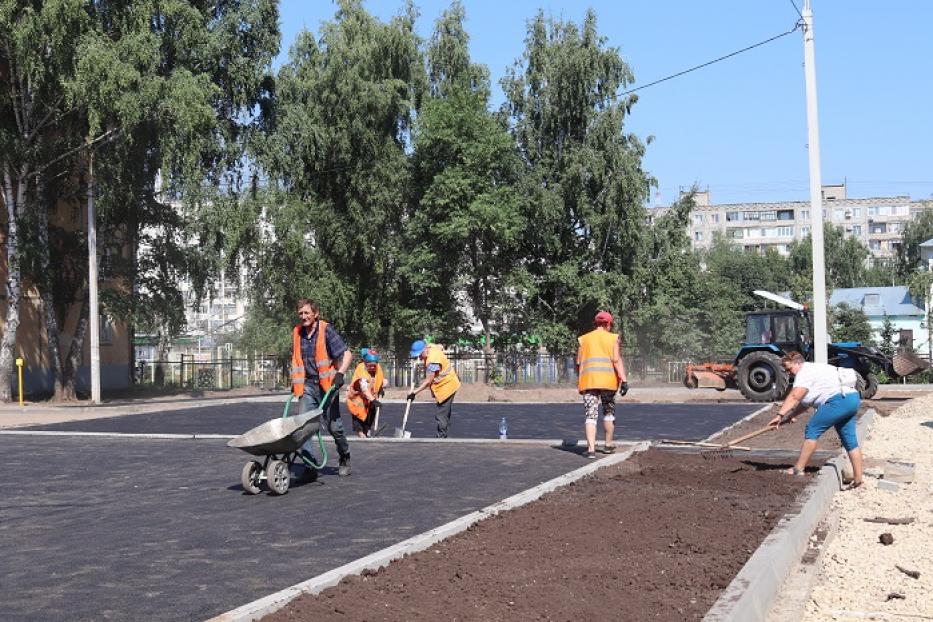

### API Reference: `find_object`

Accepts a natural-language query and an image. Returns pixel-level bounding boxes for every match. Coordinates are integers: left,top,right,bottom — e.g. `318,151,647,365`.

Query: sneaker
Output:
601,445,616,454
586,451,597,460
338,458,352,476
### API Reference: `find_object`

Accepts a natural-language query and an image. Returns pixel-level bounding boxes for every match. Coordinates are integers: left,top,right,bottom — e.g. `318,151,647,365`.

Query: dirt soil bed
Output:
265,449,813,622
713,399,908,451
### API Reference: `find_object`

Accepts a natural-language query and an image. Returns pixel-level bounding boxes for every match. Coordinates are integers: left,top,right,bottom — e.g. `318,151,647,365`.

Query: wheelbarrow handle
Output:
282,386,339,418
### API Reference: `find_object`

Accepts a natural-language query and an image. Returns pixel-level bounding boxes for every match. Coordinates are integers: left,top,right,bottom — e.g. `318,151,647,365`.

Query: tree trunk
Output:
0,167,27,402
36,176,66,399
62,294,89,400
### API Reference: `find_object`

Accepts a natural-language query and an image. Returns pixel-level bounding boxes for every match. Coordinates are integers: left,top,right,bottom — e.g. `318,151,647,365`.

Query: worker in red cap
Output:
576,310,628,459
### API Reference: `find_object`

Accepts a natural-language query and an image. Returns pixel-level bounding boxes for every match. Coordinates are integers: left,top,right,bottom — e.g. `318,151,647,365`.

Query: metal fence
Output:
134,351,689,391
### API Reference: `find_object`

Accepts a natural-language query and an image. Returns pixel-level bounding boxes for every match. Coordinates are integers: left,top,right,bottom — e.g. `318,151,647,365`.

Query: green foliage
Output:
877,313,896,358
830,303,874,344
896,209,933,278
788,223,870,296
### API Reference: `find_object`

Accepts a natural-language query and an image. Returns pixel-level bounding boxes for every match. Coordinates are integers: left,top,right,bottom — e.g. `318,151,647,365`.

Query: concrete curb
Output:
206,441,651,622
702,408,878,622
0,430,237,440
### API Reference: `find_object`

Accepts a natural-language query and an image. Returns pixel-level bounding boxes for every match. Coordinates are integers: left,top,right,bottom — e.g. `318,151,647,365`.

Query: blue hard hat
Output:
359,347,369,358
363,349,380,363
409,339,427,358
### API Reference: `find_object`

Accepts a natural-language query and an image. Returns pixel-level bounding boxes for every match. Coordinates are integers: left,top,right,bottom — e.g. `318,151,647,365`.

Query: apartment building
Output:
681,183,932,261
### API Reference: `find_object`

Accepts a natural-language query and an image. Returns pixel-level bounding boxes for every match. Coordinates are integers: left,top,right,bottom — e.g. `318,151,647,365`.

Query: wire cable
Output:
620,22,802,96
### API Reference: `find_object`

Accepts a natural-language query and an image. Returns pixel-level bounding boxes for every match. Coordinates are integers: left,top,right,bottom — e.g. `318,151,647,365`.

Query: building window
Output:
100,315,114,345
800,210,809,220
744,211,760,221
693,214,705,225
801,226,811,236
869,240,881,251
777,226,794,237
899,329,913,347
726,211,740,222
761,211,776,221
852,225,862,235
711,213,720,223
694,231,704,241
852,207,861,218
777,209,794,221
869,222,887,234
822,209,828,218
727,228,743,239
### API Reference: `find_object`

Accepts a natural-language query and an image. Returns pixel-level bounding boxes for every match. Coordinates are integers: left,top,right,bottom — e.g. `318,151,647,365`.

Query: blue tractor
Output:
684,291,923,402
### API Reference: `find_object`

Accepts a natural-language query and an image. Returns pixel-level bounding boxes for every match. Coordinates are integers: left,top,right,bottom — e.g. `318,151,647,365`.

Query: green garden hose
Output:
282,392,328,470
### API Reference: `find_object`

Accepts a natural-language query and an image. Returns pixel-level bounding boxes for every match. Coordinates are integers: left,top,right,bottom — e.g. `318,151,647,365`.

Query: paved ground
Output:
0,435,596,622
1,400,760,621
23,400,761,441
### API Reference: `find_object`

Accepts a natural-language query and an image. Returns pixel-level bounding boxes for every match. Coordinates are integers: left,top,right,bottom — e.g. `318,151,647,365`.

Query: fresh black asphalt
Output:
3,399,760,621
0,435,593,621
26,399,761,442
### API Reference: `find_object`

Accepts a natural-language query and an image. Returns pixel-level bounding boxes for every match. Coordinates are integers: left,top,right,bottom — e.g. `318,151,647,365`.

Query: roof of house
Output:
920,238,933,248
829,286,926,318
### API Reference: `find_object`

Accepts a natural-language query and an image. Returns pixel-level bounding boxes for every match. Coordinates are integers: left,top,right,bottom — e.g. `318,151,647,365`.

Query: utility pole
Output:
87,149,101,403
802,0,828,364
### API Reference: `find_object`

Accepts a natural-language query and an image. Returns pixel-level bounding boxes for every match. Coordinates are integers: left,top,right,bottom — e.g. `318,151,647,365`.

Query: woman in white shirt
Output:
768,351,863,488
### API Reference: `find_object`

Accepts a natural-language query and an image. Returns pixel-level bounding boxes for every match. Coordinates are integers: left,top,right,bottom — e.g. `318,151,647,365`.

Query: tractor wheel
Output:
737,351,788,402
857,372,879,400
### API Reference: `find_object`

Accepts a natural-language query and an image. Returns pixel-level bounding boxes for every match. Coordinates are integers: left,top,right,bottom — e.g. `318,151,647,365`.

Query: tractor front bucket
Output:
684,363,737,391
892,351,930,377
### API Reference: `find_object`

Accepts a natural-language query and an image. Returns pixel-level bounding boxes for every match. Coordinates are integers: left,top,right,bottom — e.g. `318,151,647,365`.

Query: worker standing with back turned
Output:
576,311,628,459
408,340,461,438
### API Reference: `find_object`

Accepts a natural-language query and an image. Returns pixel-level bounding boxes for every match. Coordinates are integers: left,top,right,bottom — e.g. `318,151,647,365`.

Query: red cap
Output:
594,310,613,325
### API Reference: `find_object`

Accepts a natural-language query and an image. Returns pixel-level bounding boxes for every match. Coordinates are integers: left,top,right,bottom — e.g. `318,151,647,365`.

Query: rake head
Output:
700,446,736,460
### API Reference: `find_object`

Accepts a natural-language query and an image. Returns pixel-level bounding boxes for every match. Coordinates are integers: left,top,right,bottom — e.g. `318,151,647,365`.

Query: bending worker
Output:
347,348,387,438
768,351,863,488
576,311,628,459
407,340,461,438
291,298,353,476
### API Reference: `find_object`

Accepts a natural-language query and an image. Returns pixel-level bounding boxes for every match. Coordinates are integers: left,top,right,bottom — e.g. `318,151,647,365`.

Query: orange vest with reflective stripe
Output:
346,362,385,421
577,329,620,392
291,320,335,397
425,344,460,403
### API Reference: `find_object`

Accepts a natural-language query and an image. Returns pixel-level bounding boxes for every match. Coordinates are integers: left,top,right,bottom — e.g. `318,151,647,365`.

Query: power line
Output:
620,22,802,96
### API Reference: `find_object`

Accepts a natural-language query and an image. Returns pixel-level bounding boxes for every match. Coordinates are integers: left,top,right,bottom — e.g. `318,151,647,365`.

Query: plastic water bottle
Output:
499,417,508,440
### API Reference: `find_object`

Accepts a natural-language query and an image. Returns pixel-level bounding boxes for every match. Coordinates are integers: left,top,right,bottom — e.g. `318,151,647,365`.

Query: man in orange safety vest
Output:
407,339,461,438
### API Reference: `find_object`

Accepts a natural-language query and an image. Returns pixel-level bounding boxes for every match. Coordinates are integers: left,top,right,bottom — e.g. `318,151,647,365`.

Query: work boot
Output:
338,457,351,477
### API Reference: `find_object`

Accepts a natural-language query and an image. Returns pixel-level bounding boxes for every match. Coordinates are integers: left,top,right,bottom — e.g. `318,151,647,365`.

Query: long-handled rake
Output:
699,424,775,460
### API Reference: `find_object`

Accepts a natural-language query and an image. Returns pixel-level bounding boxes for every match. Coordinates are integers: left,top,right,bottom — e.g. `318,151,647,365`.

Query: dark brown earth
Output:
264,449,812,622
714,398,908,451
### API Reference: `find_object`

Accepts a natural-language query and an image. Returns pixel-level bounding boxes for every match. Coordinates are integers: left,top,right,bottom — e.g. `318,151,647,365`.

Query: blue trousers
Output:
805,392,860,451
299,382,350,461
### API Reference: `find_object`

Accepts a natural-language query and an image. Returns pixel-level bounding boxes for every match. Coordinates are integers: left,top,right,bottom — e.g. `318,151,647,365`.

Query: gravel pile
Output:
803,393,933,620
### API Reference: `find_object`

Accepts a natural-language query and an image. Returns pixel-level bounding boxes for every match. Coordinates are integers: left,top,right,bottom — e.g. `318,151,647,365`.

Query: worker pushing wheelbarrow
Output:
228,388,336,495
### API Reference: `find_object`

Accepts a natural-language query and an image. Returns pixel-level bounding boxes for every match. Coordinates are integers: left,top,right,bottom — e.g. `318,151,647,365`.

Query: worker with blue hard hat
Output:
346,348,388,437
407,339,461,437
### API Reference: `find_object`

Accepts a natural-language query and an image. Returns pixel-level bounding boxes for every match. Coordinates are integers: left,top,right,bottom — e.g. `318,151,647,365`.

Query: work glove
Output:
332,372,345,390
406,392,417,402
618,381,629,397
371,399,382,409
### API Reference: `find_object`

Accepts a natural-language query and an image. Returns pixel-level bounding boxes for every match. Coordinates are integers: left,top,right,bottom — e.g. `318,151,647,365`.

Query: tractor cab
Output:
741,309,811,357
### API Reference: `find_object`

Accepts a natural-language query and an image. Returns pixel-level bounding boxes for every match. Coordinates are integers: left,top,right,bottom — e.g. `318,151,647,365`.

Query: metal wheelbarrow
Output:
227,388,335,495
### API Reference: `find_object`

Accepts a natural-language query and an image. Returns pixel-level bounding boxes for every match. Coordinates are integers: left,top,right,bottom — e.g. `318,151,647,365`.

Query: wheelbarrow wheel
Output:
266,460,290,495
241,461,263,495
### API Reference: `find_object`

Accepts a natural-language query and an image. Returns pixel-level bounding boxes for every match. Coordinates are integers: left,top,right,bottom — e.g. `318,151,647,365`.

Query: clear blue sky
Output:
276,1,933,206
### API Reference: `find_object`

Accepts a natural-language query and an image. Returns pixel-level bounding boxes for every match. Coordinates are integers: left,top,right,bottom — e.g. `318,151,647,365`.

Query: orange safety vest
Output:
346,362,385,421
291,320,336,397
425,344,460,403
577,329,620,392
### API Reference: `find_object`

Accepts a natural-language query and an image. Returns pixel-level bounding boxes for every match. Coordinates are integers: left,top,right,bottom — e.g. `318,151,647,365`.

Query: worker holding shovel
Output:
291,298,354,476
407,340,461,438
576,311,628,459
347,349,387,438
